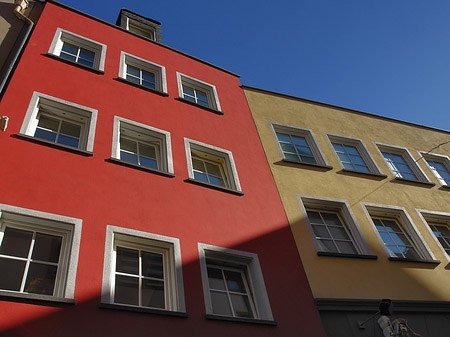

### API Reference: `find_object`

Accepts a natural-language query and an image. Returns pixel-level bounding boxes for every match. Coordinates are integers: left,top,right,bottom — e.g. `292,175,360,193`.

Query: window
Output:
19,92,97,153
176,73,221,112
184,138,242,192
376,143,430,182
111,117,173,174
271,123,329,166
0,204,81,300
417,210,450,259
363,203,435,261
118,52,167,93
127,18,155,40
101,226,185,312
198,243,274,322
420,152,450,187
298,196,373,256
48,28,106,71
327,134,382,174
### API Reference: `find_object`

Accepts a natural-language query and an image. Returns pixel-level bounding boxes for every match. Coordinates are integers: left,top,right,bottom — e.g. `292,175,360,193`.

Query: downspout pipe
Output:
0,0,34,100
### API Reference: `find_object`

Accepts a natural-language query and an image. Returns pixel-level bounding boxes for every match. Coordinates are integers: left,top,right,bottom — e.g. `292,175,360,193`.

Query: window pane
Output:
207,267,226,290
183,86,195,97
300,155,317,164
79,48,95,62
114,275,139,306
24,263,57,295
192,158,206,172
205,162,222,177
0,227,33,257
126,74,140,84
403,247,420,260
0,258,26,291
139,157,157,169
37,115,59,132
60,121,81,138
31,233,62,263
379,231,394,245
126,65,140,77
335,241,357,254
292,136,307,146
34,128,57,142
280,143,296,153
142,251,164,279
322,213,342,227
284,153,300,161
317,239,338,253
223,270,246,293
210,291,232,316
58,134,80,148
139,143,156,159
208,175,225,187
120,137,137,153
230,294,253,318
194,171,209,183
311,225,330,238
142,279,165,308
306,211,323,224
61,42,78,56
328,226,350,240
116,247,139,275
77,57,94,68
276,133,291,143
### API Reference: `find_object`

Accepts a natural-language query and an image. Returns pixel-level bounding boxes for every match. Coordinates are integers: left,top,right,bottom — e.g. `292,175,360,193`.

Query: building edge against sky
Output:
0,1,326,336
243,85,450,337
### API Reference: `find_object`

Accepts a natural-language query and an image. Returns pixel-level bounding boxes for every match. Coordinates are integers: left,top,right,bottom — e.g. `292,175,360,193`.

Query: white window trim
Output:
118,52,167,93
270,122,329,166
326,133,383,175
176,72,221,112
48,28,107,71
198,243,273,321
374,142,431,182
111,116,173,174
418,151,450,187
0,204,82,299
101,225,185,312
297,195,373,255
19,92,98,153
361,202,436,261
184,138,242,192
416,209,450,262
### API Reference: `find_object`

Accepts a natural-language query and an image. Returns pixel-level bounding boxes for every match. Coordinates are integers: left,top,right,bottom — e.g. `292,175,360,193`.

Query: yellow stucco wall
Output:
244,87,450,302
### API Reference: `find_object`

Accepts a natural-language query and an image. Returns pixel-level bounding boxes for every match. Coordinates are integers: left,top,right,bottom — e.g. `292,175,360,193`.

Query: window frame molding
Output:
0,204,82,301
111,116,174,175
361,202,436,262
118,51,167,94
198,243,274,322
374,142,431,183
326,133,384,176
297,195,374,257
48,28,107,72
418,151,450,188
176,72,222,112
416,209,450,262
270,122,330,168
184,138,242,193
100,225,186,313
19,92,98,153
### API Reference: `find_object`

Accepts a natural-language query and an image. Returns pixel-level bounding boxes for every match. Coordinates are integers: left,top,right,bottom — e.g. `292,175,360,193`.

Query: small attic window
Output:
127,18,155,40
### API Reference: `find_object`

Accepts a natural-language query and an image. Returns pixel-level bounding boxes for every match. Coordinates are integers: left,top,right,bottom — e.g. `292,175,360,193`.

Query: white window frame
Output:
118,52,167,93
184,138,241,192
19,92,98,153
362,202,435,261
419,152,450,187
126,18,156,40
375,142,431,182
297,195,373,256
417,209,450,261
48,28,107,71
326,134,383,175
0,204,82,300
270,123,329,166
198,243,273,321
176,72,221,112
111,116,173,174
101,226,185,312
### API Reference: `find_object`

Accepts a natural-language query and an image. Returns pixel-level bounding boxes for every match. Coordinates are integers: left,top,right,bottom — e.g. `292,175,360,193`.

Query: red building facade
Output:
0,2,325,336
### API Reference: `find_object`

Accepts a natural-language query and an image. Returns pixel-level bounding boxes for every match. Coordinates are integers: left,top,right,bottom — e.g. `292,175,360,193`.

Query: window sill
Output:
114,77,169,97
205,314,277,326
0,290,75,307
317,251,378,260
281,159,333,170
185,178,244,196
340,168,388,179
392,177,435,187
388,257,441,265
43,53,104,74
176,97,224,115
108,158,175,177
439,184,450,191
16,133,93,156
99,303,188,317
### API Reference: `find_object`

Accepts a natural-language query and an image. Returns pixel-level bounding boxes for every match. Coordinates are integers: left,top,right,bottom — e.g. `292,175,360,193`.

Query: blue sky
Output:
57,0,450,131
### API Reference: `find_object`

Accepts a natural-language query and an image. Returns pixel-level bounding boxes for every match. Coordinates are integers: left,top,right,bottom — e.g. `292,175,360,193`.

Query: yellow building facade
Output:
244,86,450,337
